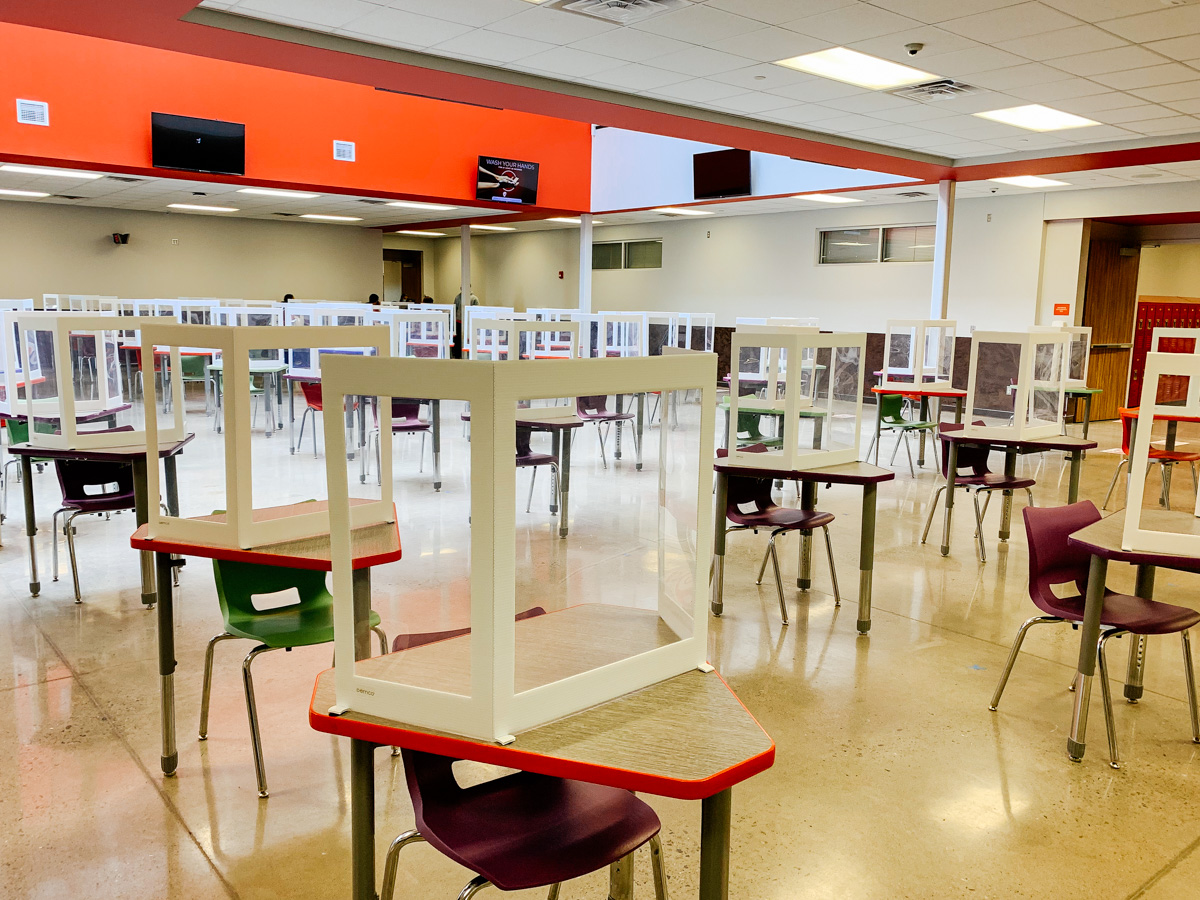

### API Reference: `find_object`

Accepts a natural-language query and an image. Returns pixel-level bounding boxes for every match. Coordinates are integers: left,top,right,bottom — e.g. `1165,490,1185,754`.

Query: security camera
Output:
905,42,924,56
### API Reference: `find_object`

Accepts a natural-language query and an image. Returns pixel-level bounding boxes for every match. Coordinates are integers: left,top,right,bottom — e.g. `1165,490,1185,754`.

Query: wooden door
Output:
1082,240,1140,421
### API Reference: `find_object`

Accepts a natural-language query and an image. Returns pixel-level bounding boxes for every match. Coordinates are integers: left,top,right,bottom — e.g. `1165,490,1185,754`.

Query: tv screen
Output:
693,148,751,200
477,156,539,205
152,112,245,176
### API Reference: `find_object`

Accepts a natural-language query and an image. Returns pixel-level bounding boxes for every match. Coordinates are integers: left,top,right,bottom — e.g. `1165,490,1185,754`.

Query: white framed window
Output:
818,224,935,265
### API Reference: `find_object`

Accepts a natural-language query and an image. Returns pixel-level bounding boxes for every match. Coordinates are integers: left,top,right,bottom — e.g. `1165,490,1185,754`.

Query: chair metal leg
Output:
921,485,947,543
767,534,788,625
199,632,240,739
373,625,388,657
755,535,772,585
821,525,841,607
1097,629,1127,769
989,616,1063,710
1183,630,1199,744
374,432,382,487
888,430,902,466
380,829,427,900
1024,487,1035,508
312,409,319,458
650,833,670,900
864,429,877,461
418,431,427,473
971,491,987,563
64,509,84,602
457,875,491,900
547,884,562,900
526,466,538,514
241,644,279,797
1102,458,1128,510
976,491,992,535
902,430,916,478
597,423,609,469
51,508,62,582
296,407,310,453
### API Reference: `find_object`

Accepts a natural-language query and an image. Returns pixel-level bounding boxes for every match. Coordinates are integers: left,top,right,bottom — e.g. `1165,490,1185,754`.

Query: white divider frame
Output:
726,325,865,470
322,353,717,742
961,329,1069,441
879,319,956,390
675,312,715,352
369,308,452,359
471,319,580,360
597,312,648,358
1123,350,1200,553
17,312,178,449
463,306,520,357
0,301,37,417
1033,321,1091,388
142,322,390,550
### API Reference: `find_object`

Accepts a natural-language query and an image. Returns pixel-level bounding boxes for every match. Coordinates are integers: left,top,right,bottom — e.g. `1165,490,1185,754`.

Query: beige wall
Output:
0,200,384,301
1137,243,1200,299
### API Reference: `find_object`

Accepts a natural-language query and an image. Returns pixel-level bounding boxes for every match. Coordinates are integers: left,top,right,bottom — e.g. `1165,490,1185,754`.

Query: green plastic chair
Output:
200,557,387,798
2,419,54,522
865,393,936,477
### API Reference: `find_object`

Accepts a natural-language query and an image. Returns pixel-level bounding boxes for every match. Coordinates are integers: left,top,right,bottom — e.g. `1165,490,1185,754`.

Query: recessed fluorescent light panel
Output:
797,194,861,204
547,217,604,224
168,203,238,212
397,230,447,237
0,188,51,198
775,47,935,90
236,187,321,199
653,207,712,216
300,214,362,221
0,164,103,179
974,105,1098,132
386,200,458,211
989,176,1069,188
470,224,516,231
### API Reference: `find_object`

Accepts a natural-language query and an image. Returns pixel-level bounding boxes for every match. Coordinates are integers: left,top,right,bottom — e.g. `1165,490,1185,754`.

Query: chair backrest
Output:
576,395,609,416
879,393,906,424
735,410,768,441
300,381,323,409
54,458,135,505
935,423,992,479
516,425,535,460
1119,408,1134,456
1023,500,1101,607
180,354,207,378
725,474,776,522
210,558,330,628
392,398,421,421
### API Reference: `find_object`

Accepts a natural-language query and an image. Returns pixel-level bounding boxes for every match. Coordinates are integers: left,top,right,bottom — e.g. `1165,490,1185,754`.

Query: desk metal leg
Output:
353,568,373,660
155,550,178,775
873,399,882,465
132,457,156,607
558,433,572,538
609,854,634,900
711,473,729,616
351,738,378,900
999,448,1017,542
636,392,644,471
797,482,816,591
550,431,561,515
1067,449,1083,504
431,399,442,492
1124,566,1155,702
858,483,877,634
1082,394,1092,442
955,397,963,424
275,370,284,430
699,789,732,900
288,379,296,454
21,455,38,596
614,394,624,461
264,374,275,438
940,443,958,556
1069,554,1110,762
917,397,929,467
723,405,730,451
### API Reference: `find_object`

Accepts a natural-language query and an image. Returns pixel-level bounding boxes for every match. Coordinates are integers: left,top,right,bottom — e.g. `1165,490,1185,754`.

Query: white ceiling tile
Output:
646,78,748,103
940,2,1082,43
995,25,1126,61
337,7,472,48
887,132,959,149
927,117,1021,139
706,63,813,91
916,46,1028,77
939,140,1009,155
870,103,960,123
1122,115,1200,134
1166,98,1200,116
233,0,378,28
805,113,890,132
567,29,692,62
1145,35,1200,63
989,133,1076,150
851,122,946,142
828,92,919,114
765,79,867,103
651,45,754,77
1054,91,1145,113
632,5,763,43
706,0,855,26
429,29,555,63
706,26,826,63
583,63,692,91
1041,0,1166,20
969,62,1076,91
709,92,800,114
1098,6,1200,43
486,7,617,42
763,103,848,124
920,89,1021,114
1051,45,1172,77
1099,103,1182,123
1006,78,1109,102
515,46,626,78
870,0,1026,25
845,26,979,66
383,0,522,28
783,5,922,44
1092,66,1200,91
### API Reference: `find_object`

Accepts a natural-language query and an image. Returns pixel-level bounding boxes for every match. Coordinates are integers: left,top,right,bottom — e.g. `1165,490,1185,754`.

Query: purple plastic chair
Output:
517,426,560,514
576,395,636,469
52,458,136,602
990,500,1200,768
372,398,432,484
920,423,1036,562
382,609,669,900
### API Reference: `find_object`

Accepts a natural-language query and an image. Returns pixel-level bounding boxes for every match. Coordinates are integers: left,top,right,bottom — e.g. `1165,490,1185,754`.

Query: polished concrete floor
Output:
1,389,1198,900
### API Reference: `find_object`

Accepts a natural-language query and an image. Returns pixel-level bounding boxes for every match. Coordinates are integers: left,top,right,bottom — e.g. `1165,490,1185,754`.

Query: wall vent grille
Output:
555,0,690,25
889,79,976,102
16,99,49,126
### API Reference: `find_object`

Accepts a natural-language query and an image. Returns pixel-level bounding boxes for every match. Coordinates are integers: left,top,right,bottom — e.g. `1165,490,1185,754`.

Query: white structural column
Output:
460,224,471,302
578,213,593,313
930,179,955,319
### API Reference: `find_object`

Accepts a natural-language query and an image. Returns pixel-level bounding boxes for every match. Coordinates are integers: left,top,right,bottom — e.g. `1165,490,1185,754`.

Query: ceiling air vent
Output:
554,0,691,26
16,99,49,126
273,212,299,217
889,79,976,103
52,195,85,200
333,140,356,162
897,191,930,199
356,198,387,205
106,176,144,184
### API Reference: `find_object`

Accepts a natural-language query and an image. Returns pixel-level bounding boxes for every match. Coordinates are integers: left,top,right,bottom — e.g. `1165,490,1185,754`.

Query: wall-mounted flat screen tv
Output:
693,148,751,200
152,112,246,176
477,156,539,205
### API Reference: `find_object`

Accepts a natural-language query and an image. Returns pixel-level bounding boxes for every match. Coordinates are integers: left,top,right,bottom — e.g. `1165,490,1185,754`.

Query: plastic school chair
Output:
863,393,936,477
575,395,637,469
51,458,137,602
1102,408,1200,510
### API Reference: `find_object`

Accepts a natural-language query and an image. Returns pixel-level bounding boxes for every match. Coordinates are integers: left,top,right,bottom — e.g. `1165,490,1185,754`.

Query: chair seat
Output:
420,771,660,892
224,596,381,648
1151,449,1200,462
885,420,936,431
516,453,557,468
62,493,136,514
1037,589,1200,635
967,474,1036,491
732,507,835,531
391,418,429,433
580,412,634,423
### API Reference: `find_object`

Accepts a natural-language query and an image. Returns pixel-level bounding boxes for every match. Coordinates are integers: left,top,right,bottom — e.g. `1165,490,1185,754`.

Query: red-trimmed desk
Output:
1066,509,1200,762
517,408,584,538
712,459,895,634
934,425,1096,557
870,384,967,468
7,435,193,601
309,604,774,900
130,500,401,778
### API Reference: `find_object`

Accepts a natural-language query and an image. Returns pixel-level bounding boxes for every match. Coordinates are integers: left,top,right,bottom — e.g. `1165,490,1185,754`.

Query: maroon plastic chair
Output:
990,500,1200,768
382,609,669,900
716,446,840,625
372,398,431,484
52,457,136,602
919,423,1036,562
517,426,560,514
576,395,636,469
